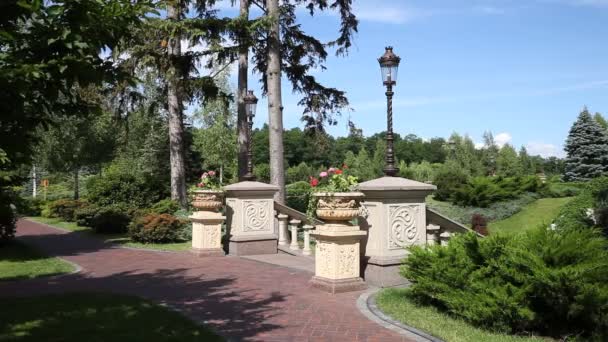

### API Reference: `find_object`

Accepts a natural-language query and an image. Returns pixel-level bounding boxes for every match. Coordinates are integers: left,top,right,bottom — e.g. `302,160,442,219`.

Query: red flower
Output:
309,177,319,187
342,164,349,169
197,182,204,187
335,169,343,175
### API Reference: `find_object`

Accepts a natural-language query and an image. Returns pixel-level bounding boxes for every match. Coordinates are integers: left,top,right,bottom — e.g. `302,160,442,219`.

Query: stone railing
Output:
425,208,477,245
274,202,321,257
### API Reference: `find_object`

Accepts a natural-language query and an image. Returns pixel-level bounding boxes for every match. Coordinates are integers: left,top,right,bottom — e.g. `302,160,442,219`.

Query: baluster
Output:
440,231,451,246
426,224,440,246
302,224,313,256
278,214,289,246
289,219,301,251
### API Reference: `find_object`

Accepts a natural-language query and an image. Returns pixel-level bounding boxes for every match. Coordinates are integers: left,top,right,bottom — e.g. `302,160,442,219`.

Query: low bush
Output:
433,166,469,202
452,176,547,208
128,214,184,243
74,205,101,227
47,199,88,222
89,206,131,234
0,200,16,245
553,177,608,233
471,214,488,236
149,199,180,215
542,181,583,198
14,197,47,216
86,170,165,209
286,181,311,213
403,227,608,339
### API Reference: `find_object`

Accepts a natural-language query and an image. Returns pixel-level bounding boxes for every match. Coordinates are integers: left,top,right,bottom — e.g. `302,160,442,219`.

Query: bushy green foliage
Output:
0,200,16,245
542,181,583,198
433,164,469,201
74,205,101,227
86,168,165,209
47,199,88,222
128,214,184,243
286,162,315,184
14,197,47,216
554,177,608,232
564,109,608,181
452,176,547,208
254,163,271,183
286,181,312,213
88,206,131,234
150,199,180,215
403,228,608,339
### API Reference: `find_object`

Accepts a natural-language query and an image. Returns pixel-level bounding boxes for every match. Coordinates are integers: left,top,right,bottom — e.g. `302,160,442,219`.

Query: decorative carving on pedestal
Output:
388,204,420,250
243,200,269,232
337,244,357,278
316,242,332,278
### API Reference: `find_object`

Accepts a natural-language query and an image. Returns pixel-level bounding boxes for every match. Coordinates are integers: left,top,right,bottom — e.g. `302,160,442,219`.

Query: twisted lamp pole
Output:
378,47,402,177
243,90,258,181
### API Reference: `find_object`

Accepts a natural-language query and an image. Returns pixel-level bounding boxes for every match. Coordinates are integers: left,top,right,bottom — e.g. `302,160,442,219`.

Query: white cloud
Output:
525,142,566,158
353,5,427,24
495,132,513,147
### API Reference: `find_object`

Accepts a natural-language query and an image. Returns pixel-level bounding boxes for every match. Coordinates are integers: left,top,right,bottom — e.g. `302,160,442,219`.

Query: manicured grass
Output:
0,293,223,341
0,241,74,281
376,288,549,342
488,197,573,235
27,217,191,252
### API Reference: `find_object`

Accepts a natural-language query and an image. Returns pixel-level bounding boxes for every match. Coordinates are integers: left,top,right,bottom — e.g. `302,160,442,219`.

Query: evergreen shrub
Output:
433,166,469,202
403,228,608,339
88,205,131,234
86,170,164,209
128,214,184,243
14,197,47,216
150,199,180,215
74,205,100,227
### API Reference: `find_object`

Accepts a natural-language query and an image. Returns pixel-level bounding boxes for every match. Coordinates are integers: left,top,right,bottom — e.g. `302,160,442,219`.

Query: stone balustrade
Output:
274,202,318,257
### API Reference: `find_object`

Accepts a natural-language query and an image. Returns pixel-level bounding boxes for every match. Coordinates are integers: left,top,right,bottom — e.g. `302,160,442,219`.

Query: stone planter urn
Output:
313,192,365,224
191,189,224,212
309,191,367,293
189,189,225,257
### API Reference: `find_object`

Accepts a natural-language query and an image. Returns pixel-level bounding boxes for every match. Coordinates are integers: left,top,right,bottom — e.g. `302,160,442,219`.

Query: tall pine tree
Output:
564,108,608,181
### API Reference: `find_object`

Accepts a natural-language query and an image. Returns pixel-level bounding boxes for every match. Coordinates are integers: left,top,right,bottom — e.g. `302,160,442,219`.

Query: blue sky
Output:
215,0,608,157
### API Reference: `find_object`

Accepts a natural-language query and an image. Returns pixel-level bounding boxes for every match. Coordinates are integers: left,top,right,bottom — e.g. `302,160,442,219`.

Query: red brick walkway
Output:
0,220,411,341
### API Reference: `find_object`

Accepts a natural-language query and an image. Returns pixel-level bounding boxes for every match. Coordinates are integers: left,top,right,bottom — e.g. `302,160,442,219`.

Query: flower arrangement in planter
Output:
189,171,224,212
307,166,363,223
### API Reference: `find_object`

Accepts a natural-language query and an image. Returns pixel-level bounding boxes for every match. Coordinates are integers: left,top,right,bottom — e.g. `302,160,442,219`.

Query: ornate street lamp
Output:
243,90,258,181
378,46,401,177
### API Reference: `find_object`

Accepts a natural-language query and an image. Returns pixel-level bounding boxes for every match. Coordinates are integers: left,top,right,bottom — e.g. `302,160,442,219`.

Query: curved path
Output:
0,220,411,341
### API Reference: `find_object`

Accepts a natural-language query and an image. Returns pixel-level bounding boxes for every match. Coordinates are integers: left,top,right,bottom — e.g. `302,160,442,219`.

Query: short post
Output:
289,219,301,251
278,214,289,246
189,191,226,257
440,231,451,246
302,224,313,256
426,224,440,246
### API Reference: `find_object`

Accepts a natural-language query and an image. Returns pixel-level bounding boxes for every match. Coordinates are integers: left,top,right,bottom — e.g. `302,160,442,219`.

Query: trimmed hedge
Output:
403,228,608,339
88,206,131,234
128,214,184,243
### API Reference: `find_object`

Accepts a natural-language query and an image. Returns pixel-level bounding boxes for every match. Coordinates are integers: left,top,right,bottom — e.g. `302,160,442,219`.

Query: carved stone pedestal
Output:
190,211,225,257
310,225,367,294
225,181,279,256
358,177,436,287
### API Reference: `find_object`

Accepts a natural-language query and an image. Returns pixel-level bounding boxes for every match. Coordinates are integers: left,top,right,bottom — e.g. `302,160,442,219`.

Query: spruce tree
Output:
564,108,608,181
595,112,608,130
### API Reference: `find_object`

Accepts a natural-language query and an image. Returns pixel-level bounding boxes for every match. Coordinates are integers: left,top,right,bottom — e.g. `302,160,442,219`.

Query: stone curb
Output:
356,288,444,342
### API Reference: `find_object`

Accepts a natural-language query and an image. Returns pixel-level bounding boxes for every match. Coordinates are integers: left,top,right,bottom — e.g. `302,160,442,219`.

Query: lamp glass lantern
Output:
244,90,258,118
378,46,401,85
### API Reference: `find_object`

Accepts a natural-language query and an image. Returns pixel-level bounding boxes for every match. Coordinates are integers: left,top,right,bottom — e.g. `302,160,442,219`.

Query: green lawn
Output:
0,241,74,281
0,293,223,341
488,197,573,235
376,288,549,342
28,217,191,252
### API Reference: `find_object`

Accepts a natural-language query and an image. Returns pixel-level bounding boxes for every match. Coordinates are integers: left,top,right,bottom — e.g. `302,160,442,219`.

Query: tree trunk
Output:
266,0,286,203
32,165,37,198
167,2,188,208
237,0,249,181
73,169,79,200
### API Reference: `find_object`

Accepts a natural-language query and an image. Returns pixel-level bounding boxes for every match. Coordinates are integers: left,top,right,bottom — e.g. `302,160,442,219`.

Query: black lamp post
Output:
243,90,258,181
378,46,401,177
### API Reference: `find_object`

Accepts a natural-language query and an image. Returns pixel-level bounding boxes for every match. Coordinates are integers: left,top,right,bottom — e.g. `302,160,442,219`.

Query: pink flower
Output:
208,170,216,176
197,182,204,187
201,172,209,179
328,167,336,173
319,171,328,178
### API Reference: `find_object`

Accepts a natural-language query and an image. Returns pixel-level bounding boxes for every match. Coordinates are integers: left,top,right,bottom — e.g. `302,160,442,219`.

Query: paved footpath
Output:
0,220,411,342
